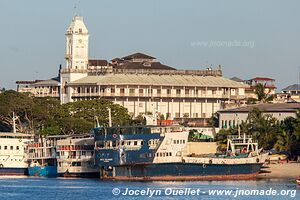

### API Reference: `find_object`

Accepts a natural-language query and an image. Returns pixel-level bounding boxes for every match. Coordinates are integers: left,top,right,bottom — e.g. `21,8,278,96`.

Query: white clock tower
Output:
60,16,89,104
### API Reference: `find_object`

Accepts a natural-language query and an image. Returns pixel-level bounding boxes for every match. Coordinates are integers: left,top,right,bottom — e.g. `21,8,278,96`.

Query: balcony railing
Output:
71,92,245,99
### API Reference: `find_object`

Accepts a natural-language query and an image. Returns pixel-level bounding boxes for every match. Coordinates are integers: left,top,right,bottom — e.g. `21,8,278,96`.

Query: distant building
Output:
16,15,249,125
274,84,300,103
218,103,300,129
230,77,244,83
244,77,276,99
16,78,60,98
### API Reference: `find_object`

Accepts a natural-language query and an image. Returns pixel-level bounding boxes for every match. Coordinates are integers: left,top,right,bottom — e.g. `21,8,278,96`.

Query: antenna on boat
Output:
108,108,112,127
238,124,241,138
94,116,100,128
12,112,18,133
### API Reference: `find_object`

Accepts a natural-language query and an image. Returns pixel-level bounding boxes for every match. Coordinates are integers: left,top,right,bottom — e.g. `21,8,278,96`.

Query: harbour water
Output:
0,177,298,200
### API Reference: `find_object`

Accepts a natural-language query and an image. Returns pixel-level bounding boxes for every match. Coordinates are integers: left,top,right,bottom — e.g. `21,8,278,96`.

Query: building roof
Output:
31,77,60,86
230,77,244,82
67,15,88,34
69,74,248,88
114,61,176,70
250,77,275,81
218,103,300,113
88,60,108,66
122,53,156,60
282,84,300,91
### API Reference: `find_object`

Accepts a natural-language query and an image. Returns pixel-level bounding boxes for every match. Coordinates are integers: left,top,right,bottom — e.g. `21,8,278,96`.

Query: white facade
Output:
0,133,32,169
218,103,300,129
60,16,89,104
16,15,249,123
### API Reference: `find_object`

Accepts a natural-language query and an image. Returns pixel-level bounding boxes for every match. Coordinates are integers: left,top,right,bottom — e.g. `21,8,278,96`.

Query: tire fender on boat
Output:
209,159,212,164
202,164,207,168
256,158,260,163
0,164,3,168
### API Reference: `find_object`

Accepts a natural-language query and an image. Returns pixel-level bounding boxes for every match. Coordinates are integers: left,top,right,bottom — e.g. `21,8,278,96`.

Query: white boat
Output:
56,134,98,178
0,132,32,175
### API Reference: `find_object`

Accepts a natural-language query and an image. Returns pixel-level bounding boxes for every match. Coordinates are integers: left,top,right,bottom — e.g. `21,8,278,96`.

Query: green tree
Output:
209,112,219,127
246,108,278,150
247,83,274,104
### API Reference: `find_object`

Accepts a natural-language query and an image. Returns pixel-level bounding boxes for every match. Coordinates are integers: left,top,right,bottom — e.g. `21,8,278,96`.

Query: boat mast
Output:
12,112,18,133
108,108,112,127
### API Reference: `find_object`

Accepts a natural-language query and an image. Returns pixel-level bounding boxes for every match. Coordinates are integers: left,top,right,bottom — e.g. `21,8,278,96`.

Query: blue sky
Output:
0,0,299,90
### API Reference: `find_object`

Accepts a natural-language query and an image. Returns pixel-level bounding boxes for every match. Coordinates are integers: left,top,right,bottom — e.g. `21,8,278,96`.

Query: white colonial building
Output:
218,103,300,129
16,15,249,125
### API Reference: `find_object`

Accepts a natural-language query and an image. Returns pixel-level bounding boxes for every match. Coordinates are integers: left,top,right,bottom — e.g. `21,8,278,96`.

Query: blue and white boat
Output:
93,125,268,181
0,132,32,175
26,136,60,177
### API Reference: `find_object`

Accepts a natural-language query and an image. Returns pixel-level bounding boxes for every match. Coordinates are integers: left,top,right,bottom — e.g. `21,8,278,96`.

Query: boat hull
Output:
100,162,263,181
28,166,58,177
59,172,99,178
0,167,28,176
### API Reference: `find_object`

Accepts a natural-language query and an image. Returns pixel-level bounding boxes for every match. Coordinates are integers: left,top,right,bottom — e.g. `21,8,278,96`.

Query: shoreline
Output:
258,162,300,179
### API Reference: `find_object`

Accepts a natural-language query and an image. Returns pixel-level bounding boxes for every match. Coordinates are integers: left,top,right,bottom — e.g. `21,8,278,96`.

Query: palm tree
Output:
247,83,274,104
246,108,278,150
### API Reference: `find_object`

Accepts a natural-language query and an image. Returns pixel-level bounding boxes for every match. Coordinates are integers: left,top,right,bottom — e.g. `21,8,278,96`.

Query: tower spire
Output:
74,0,81,16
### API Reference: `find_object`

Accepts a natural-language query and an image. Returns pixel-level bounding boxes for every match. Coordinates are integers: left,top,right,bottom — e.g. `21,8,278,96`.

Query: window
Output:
139,89,143,94
175,113,180,118
167,89,171,95
183,113,189,118
129,89,135,94
134,141,138,146
157,89,161,94
4,146,7,150
176,89,181,95
185,89,189,95
111,88,115,94
16,146,19,150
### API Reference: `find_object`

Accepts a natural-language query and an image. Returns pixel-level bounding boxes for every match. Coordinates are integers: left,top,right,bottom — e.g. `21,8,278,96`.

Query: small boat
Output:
297,177,300,185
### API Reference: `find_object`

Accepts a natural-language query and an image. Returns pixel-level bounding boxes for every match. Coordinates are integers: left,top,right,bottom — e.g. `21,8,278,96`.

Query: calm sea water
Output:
0,176,298,200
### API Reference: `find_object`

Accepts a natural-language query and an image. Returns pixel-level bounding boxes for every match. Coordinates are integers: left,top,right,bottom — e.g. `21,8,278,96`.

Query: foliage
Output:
0,91,132,135
216,108,300,156
247,83,274,104
209,112,219,127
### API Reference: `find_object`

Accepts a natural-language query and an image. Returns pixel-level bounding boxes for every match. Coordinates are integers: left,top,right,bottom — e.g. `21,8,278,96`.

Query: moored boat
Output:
56,134,99,178
297,177,300,185
0,132,33,175
26,136,62,177
93,125,268,181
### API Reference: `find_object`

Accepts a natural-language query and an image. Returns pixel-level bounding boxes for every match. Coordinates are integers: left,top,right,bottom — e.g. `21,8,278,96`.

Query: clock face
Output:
78,39,82,43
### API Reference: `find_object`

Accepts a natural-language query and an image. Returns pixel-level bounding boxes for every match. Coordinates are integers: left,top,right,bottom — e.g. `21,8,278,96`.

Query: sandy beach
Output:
258,162,300,179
